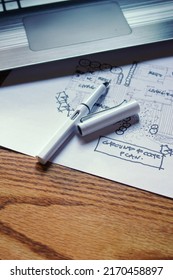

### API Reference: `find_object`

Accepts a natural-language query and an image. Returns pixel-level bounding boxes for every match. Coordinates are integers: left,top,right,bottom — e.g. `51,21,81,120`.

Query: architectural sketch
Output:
55,58,173,169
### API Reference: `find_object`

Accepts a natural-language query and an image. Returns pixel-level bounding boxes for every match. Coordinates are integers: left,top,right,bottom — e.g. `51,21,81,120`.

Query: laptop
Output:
0,0,173,70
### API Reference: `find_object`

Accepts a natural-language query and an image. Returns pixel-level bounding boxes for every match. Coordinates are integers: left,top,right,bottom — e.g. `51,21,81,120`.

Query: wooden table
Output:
0,147,173,260
0,70,173,260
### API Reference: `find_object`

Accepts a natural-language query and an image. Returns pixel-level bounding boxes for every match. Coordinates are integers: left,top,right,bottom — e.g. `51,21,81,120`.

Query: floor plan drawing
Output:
55,58,173,156
1,54,173,198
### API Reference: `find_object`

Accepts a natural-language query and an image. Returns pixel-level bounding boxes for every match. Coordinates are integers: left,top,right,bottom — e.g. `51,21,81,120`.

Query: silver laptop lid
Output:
0,0,173,70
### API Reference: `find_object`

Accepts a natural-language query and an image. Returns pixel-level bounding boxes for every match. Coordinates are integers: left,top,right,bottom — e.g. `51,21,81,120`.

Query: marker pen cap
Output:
77,100,140,136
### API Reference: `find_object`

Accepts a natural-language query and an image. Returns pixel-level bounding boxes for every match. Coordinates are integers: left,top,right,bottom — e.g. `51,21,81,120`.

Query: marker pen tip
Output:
103,81,110,87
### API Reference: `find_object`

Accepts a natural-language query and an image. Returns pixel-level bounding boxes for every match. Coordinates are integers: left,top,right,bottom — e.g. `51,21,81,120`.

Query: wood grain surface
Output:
0,147,173,260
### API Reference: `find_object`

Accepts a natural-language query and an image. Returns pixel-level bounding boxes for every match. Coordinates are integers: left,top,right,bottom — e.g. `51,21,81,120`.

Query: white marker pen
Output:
77,100,140,136
36,82,109,164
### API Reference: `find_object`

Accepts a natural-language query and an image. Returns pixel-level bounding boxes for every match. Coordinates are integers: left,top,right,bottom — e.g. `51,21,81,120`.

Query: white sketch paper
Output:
1,54,173,198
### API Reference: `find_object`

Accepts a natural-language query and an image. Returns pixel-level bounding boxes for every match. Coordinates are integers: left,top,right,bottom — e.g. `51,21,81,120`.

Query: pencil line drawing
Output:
55,58,173,169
